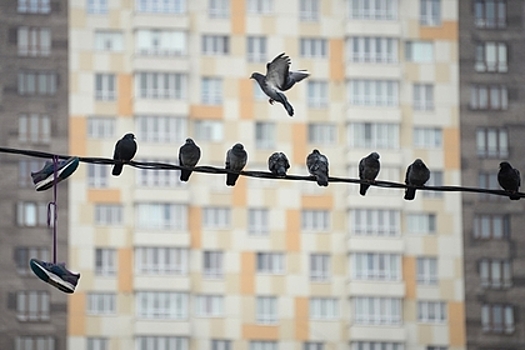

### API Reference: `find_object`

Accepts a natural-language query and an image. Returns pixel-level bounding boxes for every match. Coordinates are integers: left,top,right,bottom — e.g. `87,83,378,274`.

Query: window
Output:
88,164,108,188
255,122,275,149
475,42,507,72
135,247,188,275
137,159,181,187
470,85,508,110
427,347,446,350
95,204,122,225
201,77,223,104
302,210,330,232
405,41,433,62
256,296,277,324
88,117,115,139
478,172,500,200
17,202,47,227
194,120,223,141
347,37,398,63
250,341,278,350
353,297,401,325
307,81,328,108
87,293,116,315
136,203,187,230
417,257,438,285
17,27,51,56
423,171,443,198
135,0,186,13
95,74,116,101
87,338,108,350
476,127,508,158
135,72,186,99
136,337,188,350
309,298,339,320
95,248,116,276
310,254,330,281
300,38,328,58
474,214,509,239
257,253,284,274
308,123,336,144
136,292,188,319
351,209,400,236
16,291,49,321
18,160,45,187
203,207,230,229
475,0,506,28
348,80,399,107
407,213,436,234
300,0,319,21
481,304,514,333
209,0,229,18
479,259,511,288
352,253,401,281
87,0,107,14
413,84,434,110
212,340,231,350
136,29,186,56
247,0,273,14
420,0,440,26
414,127,442,149
351,342,403,350
18,0,50,13
18,70,57,96
204,251,223,278
196,295,224,317
418,301,446,323
15,337,55,350
15,247,49,275
348,0,398,20
304,343,323,350
95,31,123,51
247,36,267,62
249,209,269,235
18,114,51,144
202,35,229,56
347,123,399,149
136,115,186,143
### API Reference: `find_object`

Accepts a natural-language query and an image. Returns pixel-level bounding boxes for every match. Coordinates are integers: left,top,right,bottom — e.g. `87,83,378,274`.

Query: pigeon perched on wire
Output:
112,133,137,176
268,152,290,177
306,149,329,187
497,161,521,200
358,152,380,196
178,138,201,182
250,52,310,117
225,143,248,186
404,159,430,200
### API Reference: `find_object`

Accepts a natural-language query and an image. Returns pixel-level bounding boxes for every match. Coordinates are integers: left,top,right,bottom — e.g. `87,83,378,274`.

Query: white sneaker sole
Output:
33,262,76,293
34,159,77,191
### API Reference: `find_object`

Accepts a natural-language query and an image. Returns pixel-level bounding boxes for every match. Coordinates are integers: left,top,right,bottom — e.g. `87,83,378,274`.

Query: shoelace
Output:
47,155,59,264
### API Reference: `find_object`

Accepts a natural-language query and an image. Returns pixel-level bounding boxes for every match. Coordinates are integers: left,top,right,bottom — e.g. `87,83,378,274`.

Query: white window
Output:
18,160,44,188
414,127,442,149
479,259,511,289
417,257,438,285
351,209,400,236
87,293,116,315
202,35,229,55
16,291,49,321
257,253,284,274
475,42,507,73
351,342,404,350
300,0,319,21
87,338,108,350
256,296,277,324
88,164,108,188
95,248,117,276
407,213,436,234
17,27,51,56
247,36,267,62
426,347,446,350
135,247,188,275
18,70,57,96
15,247,49,275
481,304,514,333
250,341,278,350
475,0,506,28
203,207,230,229
347,37,398,63
136,203,187,230
476,127,508,158
309,298,338,320
353,297,401,325
136,292,188,320
473,214,509,240
95,31,123,51
16,336,55,350
423,171,443,198
135,0,186,13
308,123,336,144
203,251,223,278
212,340,231,350
413,84,434,110
18,0,50,13
249,209,269,235
95,204,122,226
352,253,401,281
477,172,500,201
255,122,275,149
196,295,224,317
136,29,186,56
209,0,229,18
87,0,107,14
18,114,50,144
470,85,508,110
87,117,115,139
405,41,433,62
201,77,223,105
420,0,441,26
418,301,446,323
310,254,330,281
136,115,186,143
348,80,399,106
247,0,273,14
348,0,398,20
307,81,328,108
194,120,223,142
17,202,47,227
300,38,328,58
136,72,186,99
136,337,188,350
347,122,399,149
302,210,330,232
95,73,116,101
137,159,181,187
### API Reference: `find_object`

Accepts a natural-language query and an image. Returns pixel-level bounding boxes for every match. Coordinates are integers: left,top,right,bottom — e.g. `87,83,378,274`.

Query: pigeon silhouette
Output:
112,133,137,176
268,152,290,176
250,52,310,117
498,161,521,200
306,149,329,187
404,159,430,200
359,152,380,196
225,143,248,186
178,138,201,182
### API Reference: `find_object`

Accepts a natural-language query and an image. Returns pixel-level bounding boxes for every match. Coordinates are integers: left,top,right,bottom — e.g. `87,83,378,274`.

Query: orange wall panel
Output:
87,189,121,203
294,297,309,340
190,105,224,119
118,248,133,293
190,206,202,249
403,256,416,299
69,116,87,156
117,74,133,117
443,127,460,170
231,0,245,34
301,195,333,209
329,39,344,82
419,21,458,41
448,301,466,346
239,79,254,120
292,124,307,164
286,210,301,252
240,251,255,294
242,325,279,340
68,292,86,336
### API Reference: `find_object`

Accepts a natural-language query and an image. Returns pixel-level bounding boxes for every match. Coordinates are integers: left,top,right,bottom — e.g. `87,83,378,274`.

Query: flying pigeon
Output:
404,159,430,200
306,149,329,187
112,133,137,176
498,161,521,200
358,152,380,196
225,143,248,186
178,138,201,182
250,52,310,117
268,152,290,177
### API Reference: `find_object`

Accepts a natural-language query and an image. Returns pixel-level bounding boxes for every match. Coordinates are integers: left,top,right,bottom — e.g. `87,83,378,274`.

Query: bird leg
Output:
268,99,275,105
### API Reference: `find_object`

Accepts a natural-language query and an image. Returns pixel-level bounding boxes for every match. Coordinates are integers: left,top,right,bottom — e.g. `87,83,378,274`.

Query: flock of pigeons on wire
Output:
112,53,522,201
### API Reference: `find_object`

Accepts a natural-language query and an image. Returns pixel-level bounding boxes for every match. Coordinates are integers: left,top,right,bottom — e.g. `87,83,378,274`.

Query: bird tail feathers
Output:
180,169,192,182
404,188,416,200
316,175,329,187
112,164,123,176
360,184,370,196
290,70,310,83
226,173,240,186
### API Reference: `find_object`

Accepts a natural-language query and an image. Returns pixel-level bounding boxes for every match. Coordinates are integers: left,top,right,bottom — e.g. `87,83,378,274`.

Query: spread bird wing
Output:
265,53,290,90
